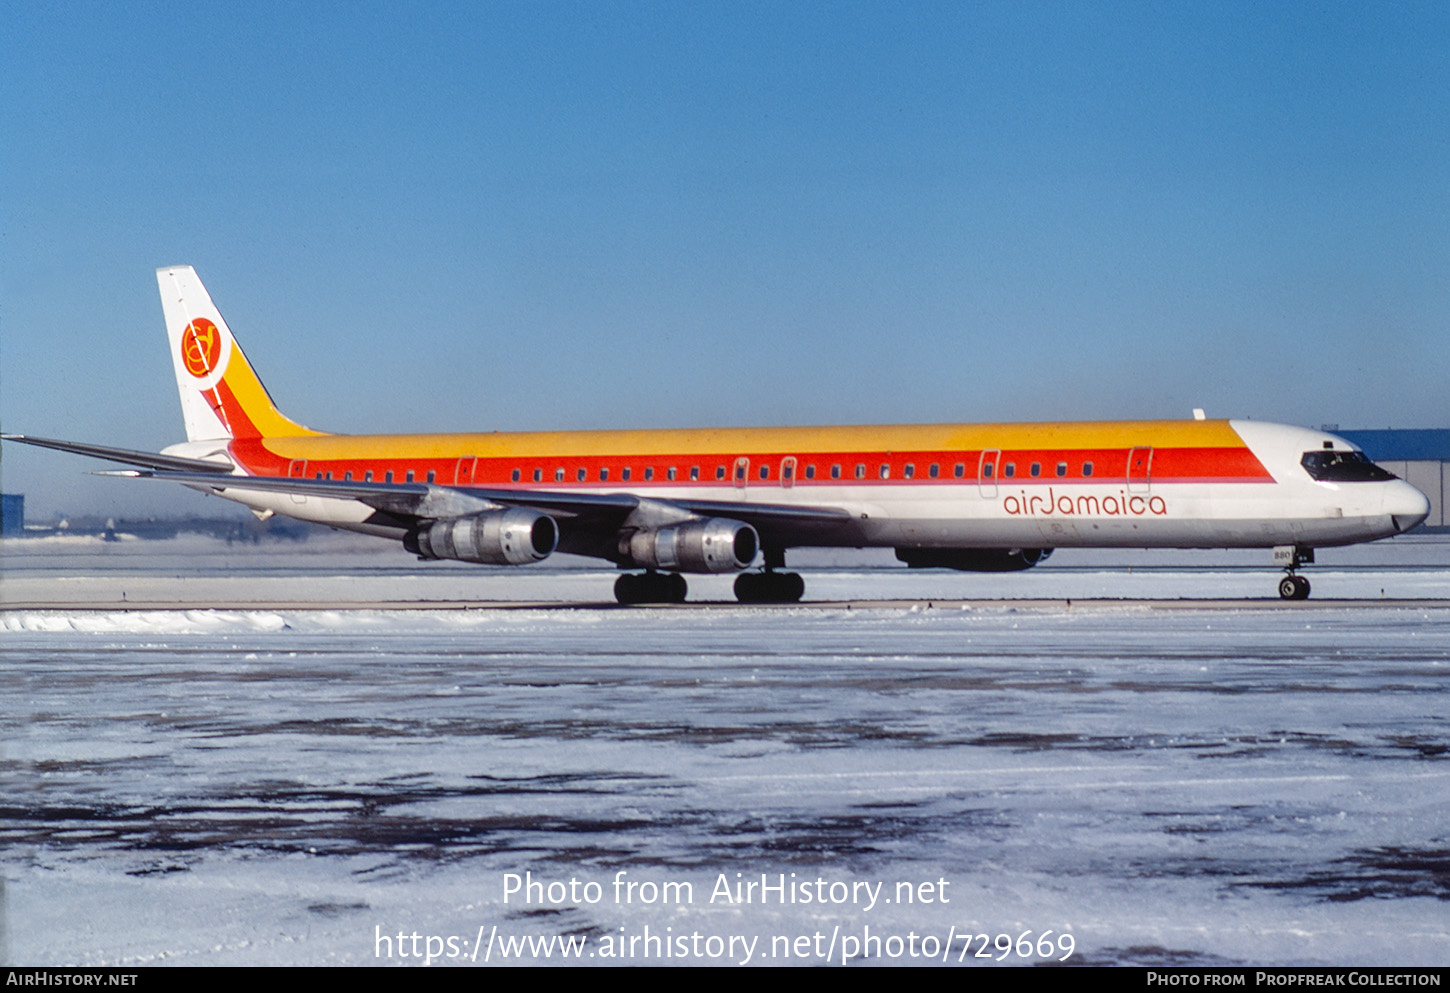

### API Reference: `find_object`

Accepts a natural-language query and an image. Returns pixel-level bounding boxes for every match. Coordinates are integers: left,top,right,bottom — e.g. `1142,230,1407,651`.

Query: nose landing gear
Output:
1274,545,1314,600
1278,573,1311,600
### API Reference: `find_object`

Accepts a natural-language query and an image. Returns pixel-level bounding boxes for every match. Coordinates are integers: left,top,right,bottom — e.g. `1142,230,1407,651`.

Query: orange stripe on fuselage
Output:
224,420,1274,488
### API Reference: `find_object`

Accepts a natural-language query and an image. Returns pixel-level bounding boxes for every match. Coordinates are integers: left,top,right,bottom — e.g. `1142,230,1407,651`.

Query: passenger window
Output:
716,466,726,480
1083,462,1093,477
576,468,586,482
831,465,841,479
344,471,353,481
759,465,769,480
904,464,914,479
599,468,609,481
1030,462,1041,477
364,471,374,482
621,468,631,481
929,464,939,478
879,464,890,479
405,471,415,483
690,466,700,481
855,464,866,479
427,470,436,483
533,468,542,482
1056,462,1067,477
805,465,816,479
555,468,565,482
1003,463,1015,478
644,467,654,481
668,467,678,481
954,463,966,478
511,469,520,482
385,471,394,483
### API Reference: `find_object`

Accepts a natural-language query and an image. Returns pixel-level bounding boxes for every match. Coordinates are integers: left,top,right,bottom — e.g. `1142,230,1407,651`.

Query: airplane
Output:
3,266,1431,603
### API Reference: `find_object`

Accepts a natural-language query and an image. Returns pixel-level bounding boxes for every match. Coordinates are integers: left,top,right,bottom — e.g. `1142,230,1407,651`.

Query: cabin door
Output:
978,449,1001,498
1127,447,1153,493
455,456,478,486
287,459,308,503
734,456,750,491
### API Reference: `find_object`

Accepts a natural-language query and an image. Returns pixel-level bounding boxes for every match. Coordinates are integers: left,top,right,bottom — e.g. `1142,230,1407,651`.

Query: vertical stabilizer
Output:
157,266,319,442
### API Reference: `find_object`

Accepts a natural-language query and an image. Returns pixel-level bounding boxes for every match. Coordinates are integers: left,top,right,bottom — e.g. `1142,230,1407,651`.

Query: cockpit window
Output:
1301,450,1397,482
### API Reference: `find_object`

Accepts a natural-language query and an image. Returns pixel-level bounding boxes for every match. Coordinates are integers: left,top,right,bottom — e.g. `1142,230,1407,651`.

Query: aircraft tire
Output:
779,572,805,602
615,572,687,605
1277,575,1311,600
734,572,805,604
667,572,688,602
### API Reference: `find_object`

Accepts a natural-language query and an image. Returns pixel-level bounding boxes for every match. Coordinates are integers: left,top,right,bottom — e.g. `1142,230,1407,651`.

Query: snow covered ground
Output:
2,535,1448,966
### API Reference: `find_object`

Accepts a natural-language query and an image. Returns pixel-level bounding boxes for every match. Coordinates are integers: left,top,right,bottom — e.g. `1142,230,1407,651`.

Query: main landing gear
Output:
733,546,804,604
613,548,807,605
614,570,687,605
734,570,805,603
1274,545,1314,600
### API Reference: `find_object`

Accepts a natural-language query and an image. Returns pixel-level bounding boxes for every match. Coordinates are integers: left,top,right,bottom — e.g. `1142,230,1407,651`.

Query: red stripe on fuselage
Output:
223,441,1273,489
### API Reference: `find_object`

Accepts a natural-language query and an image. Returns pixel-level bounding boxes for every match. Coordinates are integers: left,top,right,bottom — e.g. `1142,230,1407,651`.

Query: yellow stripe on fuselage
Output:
254,419,1249,463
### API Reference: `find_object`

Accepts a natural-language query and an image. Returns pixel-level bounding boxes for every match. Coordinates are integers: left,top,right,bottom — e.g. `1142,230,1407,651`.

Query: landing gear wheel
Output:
734,571,805,604
1278,574,1311,600
615,572,688,605
780,572,805,602
667,572,688,602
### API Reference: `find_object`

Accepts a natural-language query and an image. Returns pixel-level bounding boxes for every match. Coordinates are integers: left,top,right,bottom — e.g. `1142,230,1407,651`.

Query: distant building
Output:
1337,430,1450,531
1,493,22,535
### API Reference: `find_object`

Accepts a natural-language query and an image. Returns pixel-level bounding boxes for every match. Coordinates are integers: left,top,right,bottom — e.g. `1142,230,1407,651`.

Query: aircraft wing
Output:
96,467,861,550
9,432,861,553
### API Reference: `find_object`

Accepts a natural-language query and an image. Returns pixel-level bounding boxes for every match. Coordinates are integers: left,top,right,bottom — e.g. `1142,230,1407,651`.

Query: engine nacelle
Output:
625,518,759,573
410,509,558,565
895,547,1052,572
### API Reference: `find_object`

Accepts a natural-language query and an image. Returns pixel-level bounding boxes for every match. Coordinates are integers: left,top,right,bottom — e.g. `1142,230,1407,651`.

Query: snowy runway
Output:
4,590,1450,966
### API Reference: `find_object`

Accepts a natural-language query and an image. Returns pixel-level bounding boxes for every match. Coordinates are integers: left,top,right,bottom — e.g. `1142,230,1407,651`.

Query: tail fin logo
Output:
180,319,223,378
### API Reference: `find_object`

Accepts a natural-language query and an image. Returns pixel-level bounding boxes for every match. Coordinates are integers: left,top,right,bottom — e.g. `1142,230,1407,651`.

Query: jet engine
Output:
624,518,759,573
409,509,558,565
895,547,1052,572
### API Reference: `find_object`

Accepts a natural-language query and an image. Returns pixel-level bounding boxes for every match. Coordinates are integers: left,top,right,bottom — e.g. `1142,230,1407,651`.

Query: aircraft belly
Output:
201,485,382,531
870,514,1395,550
858,483,1400,550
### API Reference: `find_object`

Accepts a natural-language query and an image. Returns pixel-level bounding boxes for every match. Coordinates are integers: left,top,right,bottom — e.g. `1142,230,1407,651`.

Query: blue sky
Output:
3,1,1448,517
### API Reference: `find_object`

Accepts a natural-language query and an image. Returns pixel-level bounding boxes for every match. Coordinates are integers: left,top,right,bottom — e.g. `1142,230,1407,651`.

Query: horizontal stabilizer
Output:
1,435,234,474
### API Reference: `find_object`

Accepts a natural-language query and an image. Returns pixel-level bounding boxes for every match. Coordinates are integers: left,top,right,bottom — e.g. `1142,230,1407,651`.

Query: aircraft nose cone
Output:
1389,482,1431,534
